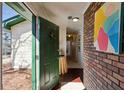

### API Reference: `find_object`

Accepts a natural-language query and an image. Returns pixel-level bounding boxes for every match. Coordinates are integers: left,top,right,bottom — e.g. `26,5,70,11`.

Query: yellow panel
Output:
94,6,107,42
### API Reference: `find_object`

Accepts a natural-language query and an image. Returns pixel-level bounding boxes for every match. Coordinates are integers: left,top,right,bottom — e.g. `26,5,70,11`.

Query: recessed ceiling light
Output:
68,35,71,37
72,17,79,22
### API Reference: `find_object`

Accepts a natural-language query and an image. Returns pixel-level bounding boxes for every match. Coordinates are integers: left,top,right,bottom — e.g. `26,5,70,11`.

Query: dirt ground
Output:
2,63,32,90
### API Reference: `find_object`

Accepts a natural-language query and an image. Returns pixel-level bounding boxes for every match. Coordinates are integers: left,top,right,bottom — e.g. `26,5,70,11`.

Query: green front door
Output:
38,17,59,90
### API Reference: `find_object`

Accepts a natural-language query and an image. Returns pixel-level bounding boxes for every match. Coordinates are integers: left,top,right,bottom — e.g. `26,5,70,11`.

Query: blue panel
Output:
104,10,119,33
108,19,119,53
109,33,118,53
107,19,119,36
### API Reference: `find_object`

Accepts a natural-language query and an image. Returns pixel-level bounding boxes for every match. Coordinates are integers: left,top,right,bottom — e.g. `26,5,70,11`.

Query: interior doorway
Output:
66,31,81,68
2,2,32,89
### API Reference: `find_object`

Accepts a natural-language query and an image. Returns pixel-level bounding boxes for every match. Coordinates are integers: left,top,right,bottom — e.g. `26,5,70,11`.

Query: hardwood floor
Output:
61,68,83,82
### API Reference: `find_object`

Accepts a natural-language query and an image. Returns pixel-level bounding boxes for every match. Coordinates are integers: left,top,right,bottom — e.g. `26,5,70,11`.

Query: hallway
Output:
67,60,82,68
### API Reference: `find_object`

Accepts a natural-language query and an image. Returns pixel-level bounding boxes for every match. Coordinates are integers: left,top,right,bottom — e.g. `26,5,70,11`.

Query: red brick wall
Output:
83,2,124,90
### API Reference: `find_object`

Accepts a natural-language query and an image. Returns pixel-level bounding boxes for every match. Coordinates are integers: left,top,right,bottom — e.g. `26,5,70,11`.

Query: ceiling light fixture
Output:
68,35,71,37
72,17,79,22
68,16,79,22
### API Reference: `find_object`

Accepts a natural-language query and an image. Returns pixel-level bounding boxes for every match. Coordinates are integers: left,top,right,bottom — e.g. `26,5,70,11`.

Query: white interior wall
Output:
11,21,32,69
59,25,66,56
77,16,84,68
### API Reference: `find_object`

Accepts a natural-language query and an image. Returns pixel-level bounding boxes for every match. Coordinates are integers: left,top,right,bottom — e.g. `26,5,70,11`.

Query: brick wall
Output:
83,2,124,90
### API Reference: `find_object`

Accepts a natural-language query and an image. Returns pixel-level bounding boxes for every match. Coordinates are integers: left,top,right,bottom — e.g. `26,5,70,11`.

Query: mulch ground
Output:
2,63,32,90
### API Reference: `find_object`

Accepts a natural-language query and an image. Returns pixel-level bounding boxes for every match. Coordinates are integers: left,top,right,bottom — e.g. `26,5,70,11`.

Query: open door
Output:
33,16,83,90
38,17,59,90
38,17,60,89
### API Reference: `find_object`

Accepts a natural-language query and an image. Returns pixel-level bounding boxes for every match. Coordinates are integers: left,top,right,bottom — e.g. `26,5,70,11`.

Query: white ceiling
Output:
26,2,90,31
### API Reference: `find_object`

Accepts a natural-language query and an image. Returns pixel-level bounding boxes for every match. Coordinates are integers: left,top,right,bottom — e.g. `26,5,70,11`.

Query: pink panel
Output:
98,27,108,51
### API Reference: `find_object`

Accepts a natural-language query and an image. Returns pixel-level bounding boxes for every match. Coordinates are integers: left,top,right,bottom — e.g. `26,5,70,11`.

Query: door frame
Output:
32,15,36,90
0,2,37,90
23,3,38,90
23,3,37,90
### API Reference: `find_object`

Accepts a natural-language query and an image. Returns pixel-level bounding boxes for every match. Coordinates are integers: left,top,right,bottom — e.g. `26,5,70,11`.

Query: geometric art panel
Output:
94,3,122,54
